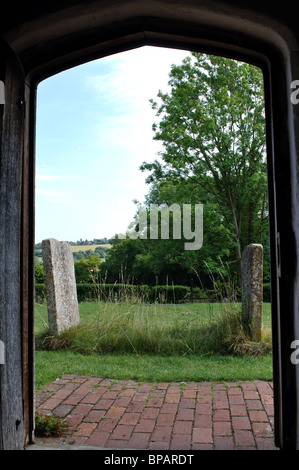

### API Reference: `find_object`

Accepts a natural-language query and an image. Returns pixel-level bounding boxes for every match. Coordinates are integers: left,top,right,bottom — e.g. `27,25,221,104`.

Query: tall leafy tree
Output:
143,179,235,283
140,53,268,284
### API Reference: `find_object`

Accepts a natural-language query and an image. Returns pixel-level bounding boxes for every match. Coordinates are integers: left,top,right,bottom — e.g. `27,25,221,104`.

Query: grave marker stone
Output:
241,243,263,341
42,238,80,335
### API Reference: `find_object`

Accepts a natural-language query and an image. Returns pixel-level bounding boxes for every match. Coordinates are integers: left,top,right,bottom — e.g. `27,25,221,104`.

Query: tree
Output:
35,263,45,284
140,53,268,284
74,255,101,283
99,236,143,284
100,182,236,289
142,179,236,285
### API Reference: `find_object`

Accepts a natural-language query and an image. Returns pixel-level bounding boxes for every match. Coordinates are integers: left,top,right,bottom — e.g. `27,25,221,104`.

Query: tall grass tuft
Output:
35,299,271,357
35,264,271,357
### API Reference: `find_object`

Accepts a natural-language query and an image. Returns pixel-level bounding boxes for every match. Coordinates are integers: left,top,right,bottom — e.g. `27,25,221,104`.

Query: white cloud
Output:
36,170,77,181
35,46,190,242
87,46,189,136
86,46,189,178
36,174,64,181
36,188,75,205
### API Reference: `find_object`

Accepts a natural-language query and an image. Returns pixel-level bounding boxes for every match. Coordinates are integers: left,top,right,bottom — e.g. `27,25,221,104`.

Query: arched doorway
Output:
1,1,298,449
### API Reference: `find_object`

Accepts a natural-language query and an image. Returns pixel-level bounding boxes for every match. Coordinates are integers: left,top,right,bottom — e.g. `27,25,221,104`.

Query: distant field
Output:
70,244,111,253
35,244,111,256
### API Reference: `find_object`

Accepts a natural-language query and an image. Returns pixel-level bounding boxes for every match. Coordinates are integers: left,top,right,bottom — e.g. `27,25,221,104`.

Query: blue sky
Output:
35,46,189,243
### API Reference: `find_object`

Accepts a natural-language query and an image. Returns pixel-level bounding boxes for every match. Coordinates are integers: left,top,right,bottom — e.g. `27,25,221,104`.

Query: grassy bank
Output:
34,301,273,389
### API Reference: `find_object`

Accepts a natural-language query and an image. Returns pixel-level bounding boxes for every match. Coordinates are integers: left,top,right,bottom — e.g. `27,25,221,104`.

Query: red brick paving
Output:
33,375,278,450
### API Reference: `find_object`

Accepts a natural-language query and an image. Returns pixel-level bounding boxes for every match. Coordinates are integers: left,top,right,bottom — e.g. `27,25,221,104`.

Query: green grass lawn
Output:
34,301,273,390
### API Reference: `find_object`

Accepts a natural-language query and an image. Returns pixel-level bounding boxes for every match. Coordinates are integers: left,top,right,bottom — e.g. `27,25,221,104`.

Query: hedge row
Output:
35,282,272,304
36,283,195,303
35,283,46,301
76,283,191,303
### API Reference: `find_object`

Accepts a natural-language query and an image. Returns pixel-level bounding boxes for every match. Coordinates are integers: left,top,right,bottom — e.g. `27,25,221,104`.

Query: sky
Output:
35,45,190,244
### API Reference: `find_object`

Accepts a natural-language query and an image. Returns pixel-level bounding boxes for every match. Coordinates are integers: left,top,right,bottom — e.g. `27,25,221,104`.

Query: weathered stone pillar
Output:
42,238,80,335
241,243,263,341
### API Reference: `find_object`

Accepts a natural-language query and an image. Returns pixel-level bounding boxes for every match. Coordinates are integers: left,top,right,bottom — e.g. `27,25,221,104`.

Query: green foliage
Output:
147,285,190,303
72,246,108,261
35,350,273,389
35,301,272,357
94,246,109,258
99,236,144,283
33,55,270,298
35,263,45,284
35,302,273,388
74,255,101,283
35,412,68,437
99,54,270,290
263,283,271,302
35,283,45,302
76,283,137,302
76,283,191,303
140,52,269,286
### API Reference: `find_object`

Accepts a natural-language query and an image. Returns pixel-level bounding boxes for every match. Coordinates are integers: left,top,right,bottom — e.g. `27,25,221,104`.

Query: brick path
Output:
33,374,278,450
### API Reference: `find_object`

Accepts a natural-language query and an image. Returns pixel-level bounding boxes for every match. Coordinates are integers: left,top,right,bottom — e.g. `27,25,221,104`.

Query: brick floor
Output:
32,375,279,450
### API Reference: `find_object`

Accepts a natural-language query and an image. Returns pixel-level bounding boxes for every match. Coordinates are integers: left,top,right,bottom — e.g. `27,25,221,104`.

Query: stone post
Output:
241,243,263,341
42,238,80,335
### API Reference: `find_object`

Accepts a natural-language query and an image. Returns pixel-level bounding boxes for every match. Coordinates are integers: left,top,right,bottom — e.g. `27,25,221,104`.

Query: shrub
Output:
35,263,45,283
263,283,271,302
35,300,272,357
76,283,191,303
76,283,137,302
147,285,190,303
36,281,225,304
35,283,45,303
200,306,272,356
35,412,68,437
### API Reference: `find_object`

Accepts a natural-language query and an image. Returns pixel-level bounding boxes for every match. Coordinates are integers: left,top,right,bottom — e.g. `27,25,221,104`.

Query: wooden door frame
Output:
13,12,299,450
